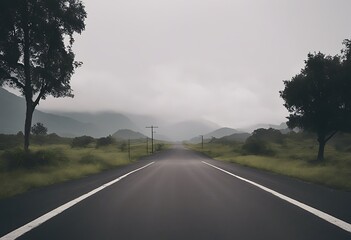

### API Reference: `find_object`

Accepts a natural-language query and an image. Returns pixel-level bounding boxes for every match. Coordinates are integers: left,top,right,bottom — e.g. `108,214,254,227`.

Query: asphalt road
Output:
1,145,350,239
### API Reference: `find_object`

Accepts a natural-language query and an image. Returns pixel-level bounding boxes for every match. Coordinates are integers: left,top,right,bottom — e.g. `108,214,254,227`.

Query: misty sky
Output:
36,0,351,128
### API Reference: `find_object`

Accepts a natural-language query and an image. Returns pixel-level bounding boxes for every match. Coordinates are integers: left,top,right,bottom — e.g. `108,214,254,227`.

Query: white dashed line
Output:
202,161,351,233
0,161,155,240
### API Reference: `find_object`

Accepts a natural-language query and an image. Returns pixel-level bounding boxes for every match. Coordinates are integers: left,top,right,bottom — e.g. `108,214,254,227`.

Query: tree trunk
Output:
22,2,33,152
24,102,34,152
316,137,326,161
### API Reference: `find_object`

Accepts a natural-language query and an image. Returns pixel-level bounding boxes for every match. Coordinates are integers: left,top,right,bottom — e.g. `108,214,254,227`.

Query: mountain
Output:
189,127,246,143
0,87,95,137
219,132,251,142
51,111,140,137
203,127,242,139
239,122,288,133
112,129,147,140
0,87,26,134
159,120,220,141
124,113,162,135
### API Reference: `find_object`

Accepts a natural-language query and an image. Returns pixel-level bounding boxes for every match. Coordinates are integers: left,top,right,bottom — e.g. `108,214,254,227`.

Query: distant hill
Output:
51,111,140,137
219,132,251,142
160,120,220,141
0,88,95,137
112,129,147,140
239,122,288,133
189,127,247,143
203,127,242,139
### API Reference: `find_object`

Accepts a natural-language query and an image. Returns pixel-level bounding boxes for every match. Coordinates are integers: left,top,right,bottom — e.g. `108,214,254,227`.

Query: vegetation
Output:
31,122,48,136
71,135,95,148
96,136,115,148
0,133,167,199
187,131,351,191
0,0,87,151
280,39,351,161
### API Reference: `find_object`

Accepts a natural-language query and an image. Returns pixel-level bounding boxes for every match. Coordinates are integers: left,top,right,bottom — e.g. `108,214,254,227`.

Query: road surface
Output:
1,145,350,239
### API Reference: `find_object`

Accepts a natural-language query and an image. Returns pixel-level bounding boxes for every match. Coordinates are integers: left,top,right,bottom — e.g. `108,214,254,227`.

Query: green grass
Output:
0,141,160,199
187,139,351,191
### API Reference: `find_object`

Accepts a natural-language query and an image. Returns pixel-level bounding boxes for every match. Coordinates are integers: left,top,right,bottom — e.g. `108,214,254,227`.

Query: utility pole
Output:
146,137,149,154
146,125,158,154
200,135,204,149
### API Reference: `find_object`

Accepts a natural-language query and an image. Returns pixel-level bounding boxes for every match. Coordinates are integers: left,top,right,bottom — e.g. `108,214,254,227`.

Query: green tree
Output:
280,41,351,161
0,0,86,151
31,122,47,135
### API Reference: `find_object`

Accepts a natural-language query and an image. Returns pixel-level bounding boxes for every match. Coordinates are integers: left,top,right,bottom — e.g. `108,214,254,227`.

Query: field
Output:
187,131,351,191
0,134,167,199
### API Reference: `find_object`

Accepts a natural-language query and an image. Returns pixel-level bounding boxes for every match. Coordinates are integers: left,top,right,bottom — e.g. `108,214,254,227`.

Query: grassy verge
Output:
186,140,351,191
0,141,164,199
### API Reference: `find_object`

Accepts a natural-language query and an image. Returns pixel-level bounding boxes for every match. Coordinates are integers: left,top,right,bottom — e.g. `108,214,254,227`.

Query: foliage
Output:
96,136,115,148
0,141,152,199
250,128,285,144
188,131,351,190
79,154,105,165
0,134,23,150
280,39,351,161
0,0,87,150
242,138,275,156
240,128,284,155
31,122,48,136
155,143,165,151
71,135,94,148
119,142,127,152
2,148,68,170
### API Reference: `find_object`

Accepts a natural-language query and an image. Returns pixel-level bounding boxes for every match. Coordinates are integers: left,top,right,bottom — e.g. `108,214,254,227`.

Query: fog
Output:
34,0,351,129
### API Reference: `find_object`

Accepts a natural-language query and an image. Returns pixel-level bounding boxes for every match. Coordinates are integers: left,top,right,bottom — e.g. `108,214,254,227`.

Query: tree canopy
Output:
0,0,87,151
280,40,351,161
31,122,47,136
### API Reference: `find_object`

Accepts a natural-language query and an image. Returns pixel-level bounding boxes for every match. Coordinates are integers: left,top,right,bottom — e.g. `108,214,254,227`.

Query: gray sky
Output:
37,0,351,128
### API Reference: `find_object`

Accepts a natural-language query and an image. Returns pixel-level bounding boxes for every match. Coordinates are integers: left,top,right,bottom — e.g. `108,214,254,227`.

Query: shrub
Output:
71,136,95,148
79,154,104,165
119,142,127,152
96,136,115,148
31,122,48,136
242,138,275,156
251,128,285,144
155,143,165,151
2,148,68,170
0,134,23,150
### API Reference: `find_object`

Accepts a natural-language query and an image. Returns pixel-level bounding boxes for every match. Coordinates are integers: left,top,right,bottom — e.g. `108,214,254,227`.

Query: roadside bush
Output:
2,148,68,170
31,133,71,145
251,128,285,144
96,136,115,148
155,143,164,151
71,136,95,148
119,142,127,152
329,133,351,152
242,138,275,156
79,154,104,165
0,134,23,150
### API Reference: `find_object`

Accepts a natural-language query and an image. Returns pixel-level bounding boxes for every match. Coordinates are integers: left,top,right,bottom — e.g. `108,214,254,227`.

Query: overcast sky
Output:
36,0,351,128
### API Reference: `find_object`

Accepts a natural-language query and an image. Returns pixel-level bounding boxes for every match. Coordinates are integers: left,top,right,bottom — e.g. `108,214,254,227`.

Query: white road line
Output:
202,161,351,233
0,161,155,240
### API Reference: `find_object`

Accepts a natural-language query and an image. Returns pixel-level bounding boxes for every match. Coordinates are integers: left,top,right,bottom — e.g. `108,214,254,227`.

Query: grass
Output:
186,138,351,191
0,141,165,199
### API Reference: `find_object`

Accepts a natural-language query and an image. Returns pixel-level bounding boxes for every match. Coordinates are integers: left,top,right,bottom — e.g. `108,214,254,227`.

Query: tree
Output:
31,122,47,135
0,0,86,151
71,136,94,148
280,41,351,161
96,136,115,148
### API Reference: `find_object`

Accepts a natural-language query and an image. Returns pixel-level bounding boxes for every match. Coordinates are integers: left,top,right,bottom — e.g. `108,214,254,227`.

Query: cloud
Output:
38,0,351,128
